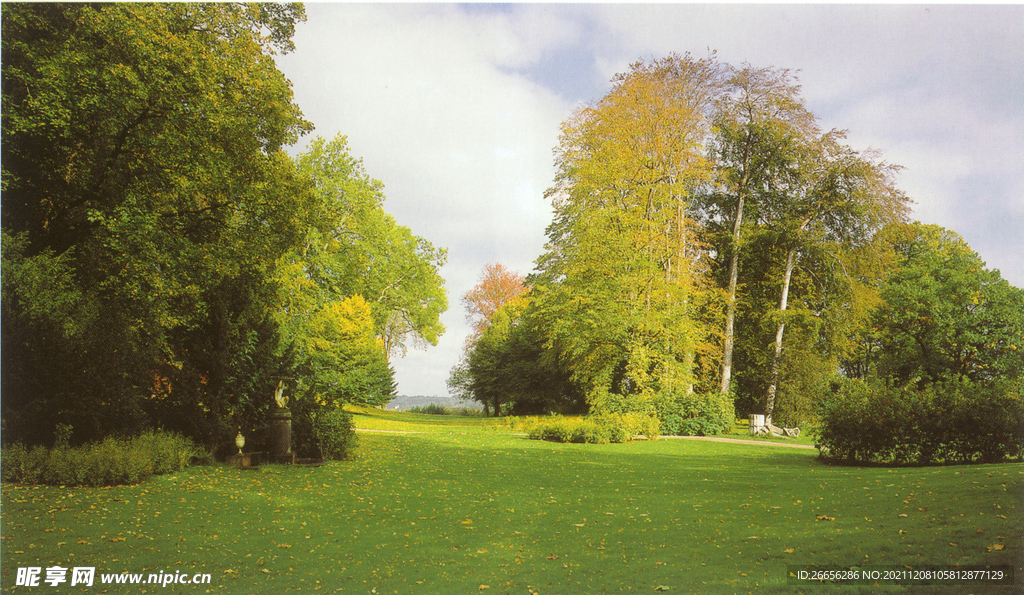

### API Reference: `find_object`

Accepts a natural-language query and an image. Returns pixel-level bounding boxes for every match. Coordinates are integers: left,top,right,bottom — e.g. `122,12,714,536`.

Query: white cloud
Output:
276,3,1023,396
276,4,572,396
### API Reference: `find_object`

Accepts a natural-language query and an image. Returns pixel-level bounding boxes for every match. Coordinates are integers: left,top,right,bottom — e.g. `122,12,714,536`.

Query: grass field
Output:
2,410,1020,594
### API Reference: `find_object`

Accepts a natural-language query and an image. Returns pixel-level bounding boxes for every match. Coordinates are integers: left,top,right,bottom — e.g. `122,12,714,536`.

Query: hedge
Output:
1,429,207,486
528,413,659,444
315,408,357,461
815,378,1024,465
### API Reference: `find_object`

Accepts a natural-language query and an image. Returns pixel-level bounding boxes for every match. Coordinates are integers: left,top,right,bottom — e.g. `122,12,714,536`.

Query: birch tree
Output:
705,65,818,398
760,131,908,420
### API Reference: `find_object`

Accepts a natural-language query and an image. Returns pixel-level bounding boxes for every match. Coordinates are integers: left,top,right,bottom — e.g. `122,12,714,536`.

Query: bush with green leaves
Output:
409,403,448,415
0,429,206,486
528,413,659,444
654,390,734,436
528,416,607,444
314,408,357,461
815,377,1024,464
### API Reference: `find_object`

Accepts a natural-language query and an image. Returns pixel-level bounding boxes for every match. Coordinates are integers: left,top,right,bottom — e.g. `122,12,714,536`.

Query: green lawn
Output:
2,411,1020,594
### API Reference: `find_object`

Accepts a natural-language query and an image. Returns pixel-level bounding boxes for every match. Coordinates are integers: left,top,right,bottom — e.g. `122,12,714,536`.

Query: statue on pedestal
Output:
274,381,289,409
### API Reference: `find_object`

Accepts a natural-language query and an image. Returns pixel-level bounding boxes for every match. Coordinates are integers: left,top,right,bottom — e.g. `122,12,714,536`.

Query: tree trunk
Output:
765,247,797,419
677,203,695,395
720,192,745,395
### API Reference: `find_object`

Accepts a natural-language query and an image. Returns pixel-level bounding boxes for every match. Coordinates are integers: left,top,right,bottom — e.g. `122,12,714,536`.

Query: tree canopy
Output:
451,53,1014,439
847,222,1024,387
1,3,447,448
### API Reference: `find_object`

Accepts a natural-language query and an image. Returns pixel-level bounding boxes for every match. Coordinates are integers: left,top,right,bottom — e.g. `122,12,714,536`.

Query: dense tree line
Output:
453,54,1023,445
1,3,447,451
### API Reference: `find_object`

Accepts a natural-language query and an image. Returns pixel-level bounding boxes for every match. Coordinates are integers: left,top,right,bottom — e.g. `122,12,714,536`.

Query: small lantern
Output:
235,431,245,455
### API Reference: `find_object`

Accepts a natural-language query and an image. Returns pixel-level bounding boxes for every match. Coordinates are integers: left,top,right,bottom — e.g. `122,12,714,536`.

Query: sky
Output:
274,3,1024,398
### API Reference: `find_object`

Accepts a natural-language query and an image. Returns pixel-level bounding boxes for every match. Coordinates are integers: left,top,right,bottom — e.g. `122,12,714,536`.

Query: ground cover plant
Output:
0,429,206,487
2,411,1020,594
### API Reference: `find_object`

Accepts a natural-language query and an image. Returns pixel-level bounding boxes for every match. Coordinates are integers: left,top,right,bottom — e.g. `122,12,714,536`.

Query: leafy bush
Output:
815,378,1024,464
654,391,734,436
451,407,484,417
410,403,448,415
1,430,206,486
314,409,357,461
528,416,610,444
527,413,659,444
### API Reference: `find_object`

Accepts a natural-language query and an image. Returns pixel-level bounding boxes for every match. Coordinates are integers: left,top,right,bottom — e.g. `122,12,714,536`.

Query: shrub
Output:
815,377,1024,465
654,391,733,436
410,403,448,415
1,430,206,486
527,413,659,444
0,443,48,484
315,409,357,461
452,407,484,417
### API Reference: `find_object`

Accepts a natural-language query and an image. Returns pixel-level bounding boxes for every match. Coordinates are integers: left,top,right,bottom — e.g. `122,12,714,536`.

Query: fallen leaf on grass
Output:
987,544,1004,552
784,548,794,553
815,515,836,521
478,585,490,590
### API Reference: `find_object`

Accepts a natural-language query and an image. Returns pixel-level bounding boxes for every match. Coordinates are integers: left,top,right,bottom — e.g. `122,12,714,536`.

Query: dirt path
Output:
663,435,817,450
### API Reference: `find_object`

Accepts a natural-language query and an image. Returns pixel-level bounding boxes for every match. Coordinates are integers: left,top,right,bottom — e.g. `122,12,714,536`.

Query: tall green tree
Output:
289,135,448,363
534,54,725,414
703,65,908,420
853,222,1024,387
759,131,908,420
449,287,585,417
703,65,818,398
1,3,311,444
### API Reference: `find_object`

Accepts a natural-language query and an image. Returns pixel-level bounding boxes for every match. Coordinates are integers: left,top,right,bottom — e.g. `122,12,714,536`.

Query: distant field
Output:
2,410,1020,594
384,395,483,411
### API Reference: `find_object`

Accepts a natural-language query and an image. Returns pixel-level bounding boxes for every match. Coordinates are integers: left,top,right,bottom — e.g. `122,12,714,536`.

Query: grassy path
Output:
2,411,1020,594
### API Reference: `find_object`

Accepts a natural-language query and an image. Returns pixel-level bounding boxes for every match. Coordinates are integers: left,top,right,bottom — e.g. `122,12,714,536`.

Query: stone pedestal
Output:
230,452,262,468
749,414,767,435
269,406,293,463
